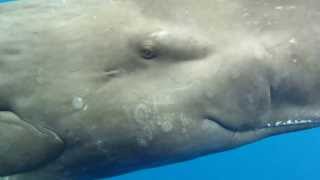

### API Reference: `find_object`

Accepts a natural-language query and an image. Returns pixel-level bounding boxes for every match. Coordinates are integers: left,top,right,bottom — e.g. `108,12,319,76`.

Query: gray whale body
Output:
0,0,320,179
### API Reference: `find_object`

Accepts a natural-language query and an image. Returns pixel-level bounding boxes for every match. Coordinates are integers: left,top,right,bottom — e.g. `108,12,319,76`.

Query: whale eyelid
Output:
134,31,211,61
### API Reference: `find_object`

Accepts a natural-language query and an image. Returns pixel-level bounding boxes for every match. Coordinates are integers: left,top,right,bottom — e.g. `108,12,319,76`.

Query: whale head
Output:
2,0,320,179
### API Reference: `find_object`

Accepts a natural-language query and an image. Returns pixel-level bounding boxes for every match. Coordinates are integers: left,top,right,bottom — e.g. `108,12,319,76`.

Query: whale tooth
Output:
266,119,317,128
300,120,307,123
275,121,283,126
287,120,293,125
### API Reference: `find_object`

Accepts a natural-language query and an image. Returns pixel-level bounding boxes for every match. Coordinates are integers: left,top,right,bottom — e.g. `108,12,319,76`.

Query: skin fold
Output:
0,0,319,179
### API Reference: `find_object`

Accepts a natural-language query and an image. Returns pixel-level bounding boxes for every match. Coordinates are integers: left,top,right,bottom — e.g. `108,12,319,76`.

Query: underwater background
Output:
1,0,319,179
111,129,320,180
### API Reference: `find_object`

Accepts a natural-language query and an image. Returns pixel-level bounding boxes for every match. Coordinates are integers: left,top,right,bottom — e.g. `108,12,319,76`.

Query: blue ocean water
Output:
110,129,320,180
1,0,319,180
0,0,14,2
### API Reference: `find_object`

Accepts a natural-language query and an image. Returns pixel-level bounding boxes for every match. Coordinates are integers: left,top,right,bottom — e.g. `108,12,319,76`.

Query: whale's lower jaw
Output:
265,119,320,128
205,116,320,143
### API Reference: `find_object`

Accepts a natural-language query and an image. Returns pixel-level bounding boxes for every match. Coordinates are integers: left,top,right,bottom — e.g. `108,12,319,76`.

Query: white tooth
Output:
275,121,282,126
266,119,316,128
287,120,293,125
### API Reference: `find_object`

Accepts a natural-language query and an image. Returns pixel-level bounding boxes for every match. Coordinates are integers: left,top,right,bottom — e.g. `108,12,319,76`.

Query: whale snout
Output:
201,52,320,142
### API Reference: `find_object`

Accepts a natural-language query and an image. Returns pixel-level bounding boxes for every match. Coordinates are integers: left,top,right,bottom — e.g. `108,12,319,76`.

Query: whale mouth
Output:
205,115,320,134
204,116,320,146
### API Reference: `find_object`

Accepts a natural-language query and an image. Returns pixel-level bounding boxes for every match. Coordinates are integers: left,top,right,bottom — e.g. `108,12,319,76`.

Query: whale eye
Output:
140,40,158,60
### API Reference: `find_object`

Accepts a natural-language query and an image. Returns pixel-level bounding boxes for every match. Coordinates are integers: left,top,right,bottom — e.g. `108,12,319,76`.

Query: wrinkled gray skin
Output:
0,0,320,179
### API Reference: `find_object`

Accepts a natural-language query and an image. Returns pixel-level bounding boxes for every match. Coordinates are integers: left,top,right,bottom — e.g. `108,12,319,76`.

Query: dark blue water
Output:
1,0,319,179
111,129,320,180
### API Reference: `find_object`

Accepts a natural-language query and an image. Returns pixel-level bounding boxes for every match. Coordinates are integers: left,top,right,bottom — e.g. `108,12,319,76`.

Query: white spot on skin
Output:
179,113,191,135
160,121,173,132
72,96,85,110
95,140,109,153
275,6,284,10
237,37,271,60
150,30,169,40
83,104,88,111
242,12,250,17
288,6,297,10
275,6,297,11
134,103,154,146
134,104,152,122
289,37,298,44
275,121,283,126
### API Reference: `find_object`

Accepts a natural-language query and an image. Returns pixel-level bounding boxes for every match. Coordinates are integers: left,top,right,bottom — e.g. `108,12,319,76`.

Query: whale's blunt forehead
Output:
103,0,320,134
